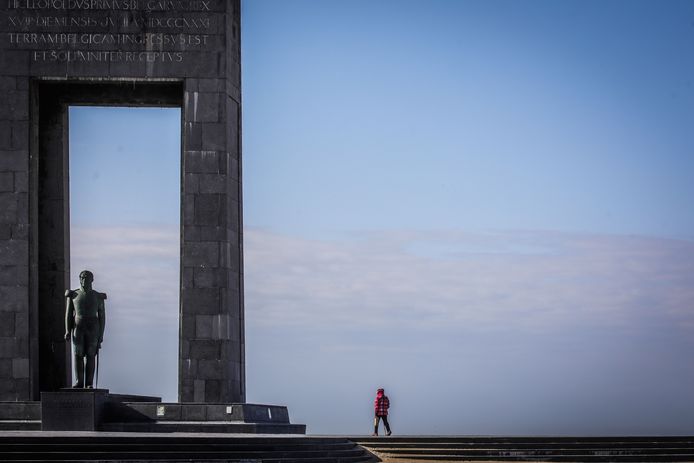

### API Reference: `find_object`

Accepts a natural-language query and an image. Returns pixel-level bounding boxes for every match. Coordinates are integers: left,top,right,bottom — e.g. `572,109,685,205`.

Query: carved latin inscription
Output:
4,0,218,63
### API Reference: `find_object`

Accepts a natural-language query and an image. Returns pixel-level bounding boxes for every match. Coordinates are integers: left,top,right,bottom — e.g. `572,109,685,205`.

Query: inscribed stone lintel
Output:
0,0,244,402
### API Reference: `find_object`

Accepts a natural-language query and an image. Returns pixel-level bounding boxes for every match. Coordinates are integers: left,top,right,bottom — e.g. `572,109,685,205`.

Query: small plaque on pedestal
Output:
41,389,109,431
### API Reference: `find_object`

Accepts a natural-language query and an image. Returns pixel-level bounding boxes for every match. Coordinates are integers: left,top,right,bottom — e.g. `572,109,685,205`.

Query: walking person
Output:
372,388,392,436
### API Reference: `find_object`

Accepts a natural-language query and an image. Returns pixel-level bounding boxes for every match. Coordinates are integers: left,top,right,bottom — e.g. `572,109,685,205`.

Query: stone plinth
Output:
41,389,109,431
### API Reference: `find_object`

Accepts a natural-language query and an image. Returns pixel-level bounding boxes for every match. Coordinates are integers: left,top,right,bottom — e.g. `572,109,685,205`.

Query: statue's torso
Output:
72,288,101,320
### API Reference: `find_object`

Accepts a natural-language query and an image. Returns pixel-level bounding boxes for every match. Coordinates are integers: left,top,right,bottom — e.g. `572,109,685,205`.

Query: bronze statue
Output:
64,270,106,388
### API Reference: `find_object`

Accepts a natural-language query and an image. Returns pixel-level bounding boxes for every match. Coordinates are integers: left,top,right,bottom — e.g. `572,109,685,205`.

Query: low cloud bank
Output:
245,228,694,333
71,225,694,433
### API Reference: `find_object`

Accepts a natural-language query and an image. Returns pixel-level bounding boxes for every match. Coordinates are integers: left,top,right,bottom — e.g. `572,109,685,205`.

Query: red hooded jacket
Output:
374,389,390,416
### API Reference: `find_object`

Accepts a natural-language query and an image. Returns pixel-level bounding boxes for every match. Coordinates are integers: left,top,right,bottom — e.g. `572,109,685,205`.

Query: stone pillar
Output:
0,75,31,401
179,2,244,403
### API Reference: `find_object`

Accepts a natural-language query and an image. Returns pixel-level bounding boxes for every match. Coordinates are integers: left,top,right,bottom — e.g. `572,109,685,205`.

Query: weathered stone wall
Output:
0,0,244,402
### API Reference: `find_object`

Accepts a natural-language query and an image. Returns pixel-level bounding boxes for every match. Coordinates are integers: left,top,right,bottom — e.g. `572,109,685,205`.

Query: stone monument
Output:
0,0,244,403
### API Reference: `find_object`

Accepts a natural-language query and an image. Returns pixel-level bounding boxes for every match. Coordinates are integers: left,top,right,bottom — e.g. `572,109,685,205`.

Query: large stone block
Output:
0,173,13,192
180,379,194,401
0,193,18,222
220,288,241,321
211,314,231,340
221,342,242,362
189,339,219,359
194,194,222,226
180,358,197,379
181,287,220,315
13,171,28,192
16,192,28,223
0,239,28,266
181,403,206,420
193,379,205,401
0,50,29,76
194,316,213,339
0,379,14,395
219,241,240,268
185,91,220,123
0,150,28,172
10,121,29,150
0,359,11,377
201,123,226,151
198,173,227,194
0,77,16,90
181,266,195,289
199,79,224,92
198,359,224,380
0,91,29,121
12,358,28,378
226,269,241,292
205,379,221,401
194,266,227,288
226,198,241,232
187,225,228,242
182,241,219,267
184,173,200,194
0,314,13,336
11,223,28,240
0,285,28,312
0,337,20,358
185,79,199,92
184,123,202,149
0,125,10,151
14,311,28,337
226,79,241,103
185,150,220,173
183,194,196,226
226,97,240,149
227,155,239,182
180,313,196,340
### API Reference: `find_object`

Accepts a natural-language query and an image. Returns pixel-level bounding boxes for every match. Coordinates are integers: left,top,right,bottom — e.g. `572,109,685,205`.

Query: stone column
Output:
178,1,244,403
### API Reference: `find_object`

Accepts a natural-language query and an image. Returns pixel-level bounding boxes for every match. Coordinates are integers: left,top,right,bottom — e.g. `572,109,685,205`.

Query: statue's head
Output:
79,270,94,289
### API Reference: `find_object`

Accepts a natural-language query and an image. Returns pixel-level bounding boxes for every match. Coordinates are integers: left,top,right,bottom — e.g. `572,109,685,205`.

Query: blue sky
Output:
70,0,694,435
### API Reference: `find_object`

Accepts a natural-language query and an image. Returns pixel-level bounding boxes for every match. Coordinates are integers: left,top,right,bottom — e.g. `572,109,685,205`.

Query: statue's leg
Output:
72,323,85,388
73,354,85,388
84,322,98,388
85,355,96,388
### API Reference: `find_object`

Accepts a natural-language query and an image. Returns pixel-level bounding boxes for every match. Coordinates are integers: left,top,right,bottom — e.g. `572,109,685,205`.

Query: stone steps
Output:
0,433,377,462
352,436,694,462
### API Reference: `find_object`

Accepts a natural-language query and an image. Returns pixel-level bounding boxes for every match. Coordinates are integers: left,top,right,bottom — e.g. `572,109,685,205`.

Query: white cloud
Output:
245,228,694,333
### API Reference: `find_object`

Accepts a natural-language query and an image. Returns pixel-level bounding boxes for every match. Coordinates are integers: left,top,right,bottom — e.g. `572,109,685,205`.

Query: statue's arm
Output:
97,292,107,346
64,290,75,340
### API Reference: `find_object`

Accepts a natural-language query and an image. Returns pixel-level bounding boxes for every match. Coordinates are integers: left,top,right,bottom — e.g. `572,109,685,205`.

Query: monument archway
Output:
0,0,244,403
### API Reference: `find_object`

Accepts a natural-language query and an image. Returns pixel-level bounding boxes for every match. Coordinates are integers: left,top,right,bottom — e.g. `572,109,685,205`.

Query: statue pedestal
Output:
41,389,110,431
34,390,306,433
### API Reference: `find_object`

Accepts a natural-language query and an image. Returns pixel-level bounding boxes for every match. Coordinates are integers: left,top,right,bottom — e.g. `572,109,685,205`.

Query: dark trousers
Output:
374,415,391,434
